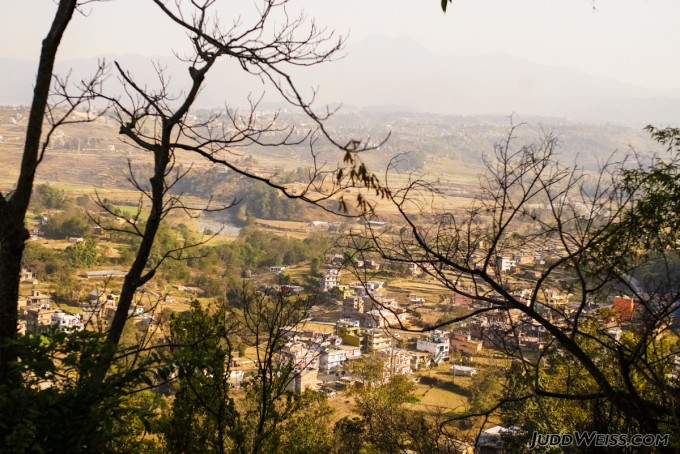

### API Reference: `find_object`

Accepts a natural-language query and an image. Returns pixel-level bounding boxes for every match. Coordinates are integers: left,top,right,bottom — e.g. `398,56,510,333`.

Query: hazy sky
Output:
1,0,679,90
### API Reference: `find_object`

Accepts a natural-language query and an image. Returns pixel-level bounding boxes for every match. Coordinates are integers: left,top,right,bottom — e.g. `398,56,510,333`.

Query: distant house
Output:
26,304,58,333
416,331,450,364
450,333,483,355
342,295,365,316
17,297,28,313
450,365,477,377
336,321,364,348
542,288,571,309
332,285,353,300
475,425,522,454
281,341,319,369
286,368,318,393
84,270,126,279
51,311,83,331
363,309,408,329
409,351,431,371
88,290,120,305
364,260,381,271
269,266,287,274
383,348,412,378
19,268,34,283
407,293,425,307
513,254,535,265
324,254,345,266
364,329,392,353
319,348,347,373
518,336,542,353
320,269,340,292
365,281,385,292
613,295,635,322
405,262,421,276
497,256,516,273
27,289,51,306
319,345,362,373
228,369,245,387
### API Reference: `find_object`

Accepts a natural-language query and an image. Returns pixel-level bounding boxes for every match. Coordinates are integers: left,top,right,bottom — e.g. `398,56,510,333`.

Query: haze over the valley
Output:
1,0,678,126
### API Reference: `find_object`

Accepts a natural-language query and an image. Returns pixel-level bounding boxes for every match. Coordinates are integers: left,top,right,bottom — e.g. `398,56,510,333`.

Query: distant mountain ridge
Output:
1,36,678,126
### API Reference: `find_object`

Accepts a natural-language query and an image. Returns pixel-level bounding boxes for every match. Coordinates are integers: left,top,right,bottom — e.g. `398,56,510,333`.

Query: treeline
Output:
232,185,301,224
175,228,328,297
210,227,327,270
168,166,304,223
42,211,91,239
23,219,327,301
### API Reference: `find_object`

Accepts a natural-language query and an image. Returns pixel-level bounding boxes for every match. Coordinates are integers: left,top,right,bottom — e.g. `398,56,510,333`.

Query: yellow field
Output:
411,385,468,414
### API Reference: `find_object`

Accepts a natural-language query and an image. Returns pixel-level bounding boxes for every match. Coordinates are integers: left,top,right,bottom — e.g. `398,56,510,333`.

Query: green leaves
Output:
441,0,452,12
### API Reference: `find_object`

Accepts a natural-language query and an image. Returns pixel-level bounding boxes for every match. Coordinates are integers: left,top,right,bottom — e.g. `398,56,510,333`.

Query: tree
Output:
163,285,320,454
0,0,80,385
79,0,388,389
162,301,236,454
65,238,99,268
33,184,69,210
337,371,447,453
2,0,389,449
346,123,680,448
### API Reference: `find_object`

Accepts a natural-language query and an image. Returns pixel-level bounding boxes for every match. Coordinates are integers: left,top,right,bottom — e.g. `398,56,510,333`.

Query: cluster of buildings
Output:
222,317,469,395
18,289,83,335
17,276,150,335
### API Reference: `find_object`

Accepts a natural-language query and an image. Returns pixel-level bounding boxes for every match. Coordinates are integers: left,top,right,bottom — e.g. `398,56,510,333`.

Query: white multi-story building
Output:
51,311,83,331
319,348,347,373
416,331,450,363
320,268,340,292
318,345,362,373
497,256,516,273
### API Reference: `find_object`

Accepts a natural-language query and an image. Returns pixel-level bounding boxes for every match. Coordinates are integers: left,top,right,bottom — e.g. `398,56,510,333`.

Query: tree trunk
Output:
0,0,78,386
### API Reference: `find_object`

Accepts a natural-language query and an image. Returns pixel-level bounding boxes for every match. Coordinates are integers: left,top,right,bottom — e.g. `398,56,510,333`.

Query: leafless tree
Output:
74,0,389,387
343,123,680,446
0,0,109,385
0,8,388,446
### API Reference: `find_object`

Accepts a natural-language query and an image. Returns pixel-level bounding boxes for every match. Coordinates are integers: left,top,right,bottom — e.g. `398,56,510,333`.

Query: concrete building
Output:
342,295,365,316
383,348,412,378
26,304,58,333
286,368,318,393
320,268,340,292
416,331,450,363
281,341,319,369
27,289,51,306
364,309,405,329
450,333,483,355
51,311,83,331
451,365,477,377
337,321,364,348
319,345,362,373
542,288,570,308
613,295,635,322
497,256,516,273
364,329,392,353
319,347,347,373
